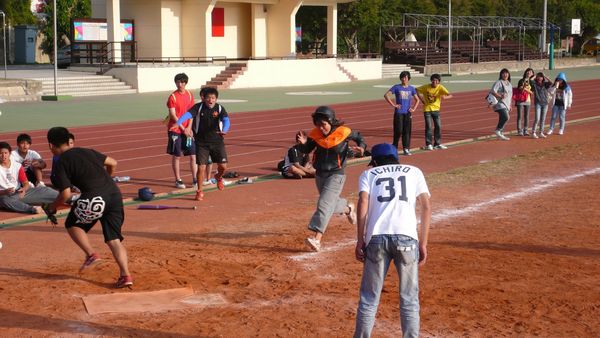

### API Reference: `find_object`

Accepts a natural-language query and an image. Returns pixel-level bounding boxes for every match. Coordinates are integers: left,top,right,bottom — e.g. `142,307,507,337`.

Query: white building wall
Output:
209,3,251,59
338,59,382,80
160,1,182,58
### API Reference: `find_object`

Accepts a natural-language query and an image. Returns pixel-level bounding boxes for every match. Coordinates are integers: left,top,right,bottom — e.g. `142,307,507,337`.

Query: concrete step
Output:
42,81,128,90
68,89,137,97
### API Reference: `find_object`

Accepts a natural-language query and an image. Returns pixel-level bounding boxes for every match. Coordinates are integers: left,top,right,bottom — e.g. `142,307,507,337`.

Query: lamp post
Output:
52,0,58,96
0,10,7,79
542,0,547,53
447,0,451,75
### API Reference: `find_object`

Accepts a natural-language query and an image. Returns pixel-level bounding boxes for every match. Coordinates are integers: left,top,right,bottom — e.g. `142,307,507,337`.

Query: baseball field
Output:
0,66,599,337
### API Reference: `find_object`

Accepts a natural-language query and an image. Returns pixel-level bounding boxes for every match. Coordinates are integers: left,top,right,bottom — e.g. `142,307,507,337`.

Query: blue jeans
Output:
549,105,566,132
354,235,420,338
533,103,549,134
495,108,510,132
423,111,441,146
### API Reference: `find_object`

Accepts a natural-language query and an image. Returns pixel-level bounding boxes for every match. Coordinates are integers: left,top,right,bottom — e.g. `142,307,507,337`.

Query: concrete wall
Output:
107,64,225,93
338,59,382,80
209,2,251,58
121,0,163,59
423,57,598,75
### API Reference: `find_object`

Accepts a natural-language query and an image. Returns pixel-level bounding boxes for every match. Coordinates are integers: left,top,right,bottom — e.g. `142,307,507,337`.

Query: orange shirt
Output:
166,89,194,134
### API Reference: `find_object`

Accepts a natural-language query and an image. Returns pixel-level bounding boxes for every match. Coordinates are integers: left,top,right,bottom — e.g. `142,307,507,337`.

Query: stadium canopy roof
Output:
397,14,559,30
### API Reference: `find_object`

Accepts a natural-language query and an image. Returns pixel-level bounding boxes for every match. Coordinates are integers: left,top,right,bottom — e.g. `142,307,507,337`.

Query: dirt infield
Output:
1,119,599,336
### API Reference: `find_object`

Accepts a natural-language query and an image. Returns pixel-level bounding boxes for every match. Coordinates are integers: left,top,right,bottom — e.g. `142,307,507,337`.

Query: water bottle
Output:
113,176,130,182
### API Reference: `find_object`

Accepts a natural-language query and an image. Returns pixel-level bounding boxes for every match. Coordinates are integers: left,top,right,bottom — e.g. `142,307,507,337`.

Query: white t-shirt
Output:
358,164,430,244
0,159,26,190
11,149,42,169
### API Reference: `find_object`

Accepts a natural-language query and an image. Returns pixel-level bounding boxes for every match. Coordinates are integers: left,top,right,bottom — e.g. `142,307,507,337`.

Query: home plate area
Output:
82,287,227,315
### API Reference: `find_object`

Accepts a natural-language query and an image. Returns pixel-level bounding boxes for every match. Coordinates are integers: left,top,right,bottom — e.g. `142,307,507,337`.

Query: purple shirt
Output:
389,84,417,114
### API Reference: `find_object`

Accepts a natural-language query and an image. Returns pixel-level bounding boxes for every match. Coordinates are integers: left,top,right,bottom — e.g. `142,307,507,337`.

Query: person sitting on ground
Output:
0,142,58,214
279,144,315,179
10,133,47,187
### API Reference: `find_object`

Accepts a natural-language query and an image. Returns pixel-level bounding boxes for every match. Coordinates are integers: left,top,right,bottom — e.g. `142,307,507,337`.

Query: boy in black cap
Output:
47,127,133,288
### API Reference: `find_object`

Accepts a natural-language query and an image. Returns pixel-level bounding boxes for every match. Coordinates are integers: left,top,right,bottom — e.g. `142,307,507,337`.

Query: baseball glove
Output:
41,204,58,226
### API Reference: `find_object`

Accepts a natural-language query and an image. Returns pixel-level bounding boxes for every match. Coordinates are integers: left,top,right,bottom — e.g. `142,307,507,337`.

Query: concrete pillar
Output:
266,0,302,57
251,4,267,58
327,4,337,56
106,0,122,62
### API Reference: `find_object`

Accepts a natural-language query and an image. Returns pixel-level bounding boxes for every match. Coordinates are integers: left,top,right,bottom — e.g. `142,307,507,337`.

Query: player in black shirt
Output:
47,127,133,288
182,87,231,201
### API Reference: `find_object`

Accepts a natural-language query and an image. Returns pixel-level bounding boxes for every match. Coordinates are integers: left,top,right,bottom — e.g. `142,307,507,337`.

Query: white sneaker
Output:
403,149,412,156
547,129,553,135
422,145,434,151
497,131,510,141
202,180,212,186
540,133,547,138
304,238,321,252
558,129,564,135
36,181,46,187
434,144,448,149
532,133,538,139
175,180,186,189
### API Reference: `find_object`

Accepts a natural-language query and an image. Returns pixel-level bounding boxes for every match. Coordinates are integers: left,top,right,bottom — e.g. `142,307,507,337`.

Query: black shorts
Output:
196,142,227,165
65,192,124,242
166,131,196,157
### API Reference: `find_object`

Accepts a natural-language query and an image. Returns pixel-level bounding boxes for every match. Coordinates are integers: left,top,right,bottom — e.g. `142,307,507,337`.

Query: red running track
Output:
0,79,598,219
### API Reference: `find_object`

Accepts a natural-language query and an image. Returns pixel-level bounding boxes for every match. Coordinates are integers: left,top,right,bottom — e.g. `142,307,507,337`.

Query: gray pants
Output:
0,186,58,214
308,173,348,234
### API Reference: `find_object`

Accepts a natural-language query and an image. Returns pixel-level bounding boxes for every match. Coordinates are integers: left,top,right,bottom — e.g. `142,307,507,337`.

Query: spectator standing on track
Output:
279,144,315,179
416,74,453,151
489,68,513,141
353,143,431,338
531,72,554,139
296,106,367,252
384,71,420,156
0,142,58,214
166,73,198,189
11,133,47,186
46,127,133,288
182,87,230,201
514,68,535,136
547,72,573,136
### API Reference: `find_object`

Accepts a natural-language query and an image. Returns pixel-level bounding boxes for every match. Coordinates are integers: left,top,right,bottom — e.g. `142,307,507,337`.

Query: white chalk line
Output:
289,167,600,262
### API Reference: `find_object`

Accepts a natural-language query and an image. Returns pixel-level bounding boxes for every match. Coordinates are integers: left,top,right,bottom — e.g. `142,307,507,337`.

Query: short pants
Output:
166,131,196,157
196,142,227,165
65,192,124,242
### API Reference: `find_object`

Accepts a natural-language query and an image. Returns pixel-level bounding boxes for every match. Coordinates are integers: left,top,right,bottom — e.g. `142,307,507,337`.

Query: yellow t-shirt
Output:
417,84,450,112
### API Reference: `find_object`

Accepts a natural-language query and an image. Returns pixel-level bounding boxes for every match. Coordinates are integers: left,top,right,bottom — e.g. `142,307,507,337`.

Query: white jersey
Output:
0,159,24,190
358,164,430,244
11,149,42,169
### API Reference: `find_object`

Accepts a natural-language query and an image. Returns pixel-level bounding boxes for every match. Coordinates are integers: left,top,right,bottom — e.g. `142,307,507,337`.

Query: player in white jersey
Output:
353,143,431,338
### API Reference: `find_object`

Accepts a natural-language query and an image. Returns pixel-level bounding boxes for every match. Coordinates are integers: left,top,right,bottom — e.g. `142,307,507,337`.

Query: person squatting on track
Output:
0,142,58,214
46,127,133,288
489,68,513,141
416,74,453,150
166,73,198,189
11,133,48,187
547,72,573,136
384,71,420,156
531,72,554,139
514,68,535,136
353,143,431,338
181,87,231,201
279,144,316,179
296,106,367,252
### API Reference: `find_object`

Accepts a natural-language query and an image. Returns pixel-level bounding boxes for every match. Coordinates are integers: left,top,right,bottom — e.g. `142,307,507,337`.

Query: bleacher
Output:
385,40,546,65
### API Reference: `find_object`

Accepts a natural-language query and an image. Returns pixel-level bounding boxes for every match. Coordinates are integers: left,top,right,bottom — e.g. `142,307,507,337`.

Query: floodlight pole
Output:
0,11,6,79
53,0,58,96
447,0,451,74
542,0,547,53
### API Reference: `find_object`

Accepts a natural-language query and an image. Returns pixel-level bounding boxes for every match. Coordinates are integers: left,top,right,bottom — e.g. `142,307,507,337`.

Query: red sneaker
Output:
116,275,134,288
215,175,225,191
79,253,101,272
194,190,204,201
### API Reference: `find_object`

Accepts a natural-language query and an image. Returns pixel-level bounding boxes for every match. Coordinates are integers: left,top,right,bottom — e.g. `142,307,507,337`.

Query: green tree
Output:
39,0,91,56
0,0,37,26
